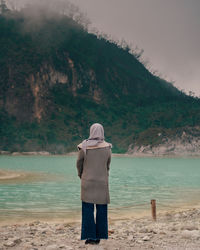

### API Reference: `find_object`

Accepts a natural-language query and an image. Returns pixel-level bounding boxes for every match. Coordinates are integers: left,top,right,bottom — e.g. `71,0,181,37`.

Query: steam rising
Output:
6,0,90,28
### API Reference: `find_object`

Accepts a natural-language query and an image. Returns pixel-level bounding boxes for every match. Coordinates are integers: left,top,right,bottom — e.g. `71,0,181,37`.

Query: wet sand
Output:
0,169,41,183
0,169,60,185
0,169,24,180
1,202,200,227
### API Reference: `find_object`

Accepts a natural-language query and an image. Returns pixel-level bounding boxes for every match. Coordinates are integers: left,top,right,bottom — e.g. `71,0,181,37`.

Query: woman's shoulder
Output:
88,141,111,150
77,141,112,150
77,143,83,150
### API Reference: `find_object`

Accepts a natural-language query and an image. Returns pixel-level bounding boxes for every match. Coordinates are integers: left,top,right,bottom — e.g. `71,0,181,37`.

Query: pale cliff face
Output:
3,57,103,123
128,127,200,156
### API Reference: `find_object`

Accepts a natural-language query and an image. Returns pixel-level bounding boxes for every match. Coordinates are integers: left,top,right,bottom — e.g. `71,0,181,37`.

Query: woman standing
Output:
76,123,112,245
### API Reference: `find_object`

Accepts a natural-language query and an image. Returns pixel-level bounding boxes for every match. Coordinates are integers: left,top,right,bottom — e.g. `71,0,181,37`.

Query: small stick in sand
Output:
151,199,156,221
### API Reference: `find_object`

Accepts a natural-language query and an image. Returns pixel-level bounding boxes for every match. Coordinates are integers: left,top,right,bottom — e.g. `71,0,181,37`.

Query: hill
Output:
0,3,200,153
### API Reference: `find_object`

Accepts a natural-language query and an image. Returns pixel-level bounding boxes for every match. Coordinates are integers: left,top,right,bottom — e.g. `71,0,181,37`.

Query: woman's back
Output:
81,147,111,182
76,123,112,243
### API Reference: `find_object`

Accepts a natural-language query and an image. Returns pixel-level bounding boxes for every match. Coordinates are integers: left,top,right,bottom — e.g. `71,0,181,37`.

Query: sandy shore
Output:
0,170,33,182
0,208,200,250
0,169,55,184
2,151,200,158
0,170,22,180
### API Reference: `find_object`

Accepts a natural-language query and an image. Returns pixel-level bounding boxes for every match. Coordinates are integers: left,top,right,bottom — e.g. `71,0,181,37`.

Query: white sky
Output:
71,0,200,96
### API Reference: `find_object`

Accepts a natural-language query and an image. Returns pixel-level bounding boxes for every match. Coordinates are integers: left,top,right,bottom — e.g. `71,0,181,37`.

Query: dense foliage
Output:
0,6,200,153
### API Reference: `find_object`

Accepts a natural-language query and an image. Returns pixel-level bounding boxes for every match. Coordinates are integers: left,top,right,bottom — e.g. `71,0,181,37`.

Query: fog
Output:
6,0,89,26
72,0,200,96
5,0,200,96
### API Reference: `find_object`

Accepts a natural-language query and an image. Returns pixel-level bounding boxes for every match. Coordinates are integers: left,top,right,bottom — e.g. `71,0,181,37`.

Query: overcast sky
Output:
71,0,200,96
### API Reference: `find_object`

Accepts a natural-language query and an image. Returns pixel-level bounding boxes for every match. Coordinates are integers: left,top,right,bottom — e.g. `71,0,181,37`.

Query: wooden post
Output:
151,199,156,221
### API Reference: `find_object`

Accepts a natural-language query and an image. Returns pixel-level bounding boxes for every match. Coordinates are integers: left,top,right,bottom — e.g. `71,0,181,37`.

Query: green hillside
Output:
0,4,200,153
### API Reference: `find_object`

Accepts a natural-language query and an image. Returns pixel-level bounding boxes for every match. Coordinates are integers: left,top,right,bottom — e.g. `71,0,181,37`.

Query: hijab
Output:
78,123,112,154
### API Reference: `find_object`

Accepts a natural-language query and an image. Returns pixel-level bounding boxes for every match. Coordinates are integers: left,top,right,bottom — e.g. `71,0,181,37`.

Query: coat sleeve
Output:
76,149,84,178
107,148,111,175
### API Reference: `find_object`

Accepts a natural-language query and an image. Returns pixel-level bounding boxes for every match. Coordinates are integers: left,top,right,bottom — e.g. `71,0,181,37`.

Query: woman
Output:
76,123,112,245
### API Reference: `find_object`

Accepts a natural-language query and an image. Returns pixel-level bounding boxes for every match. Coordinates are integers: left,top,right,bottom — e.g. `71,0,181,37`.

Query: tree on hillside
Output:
0,0,9,14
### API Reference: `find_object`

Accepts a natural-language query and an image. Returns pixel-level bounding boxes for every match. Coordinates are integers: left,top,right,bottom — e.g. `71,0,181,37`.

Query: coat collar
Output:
77,141,111,150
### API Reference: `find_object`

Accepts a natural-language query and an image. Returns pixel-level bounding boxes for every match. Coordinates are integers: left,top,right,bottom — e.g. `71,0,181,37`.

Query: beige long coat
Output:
76,142,112,204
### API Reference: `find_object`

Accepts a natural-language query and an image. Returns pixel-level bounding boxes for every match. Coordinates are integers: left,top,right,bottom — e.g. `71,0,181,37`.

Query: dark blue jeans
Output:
81,201,108,240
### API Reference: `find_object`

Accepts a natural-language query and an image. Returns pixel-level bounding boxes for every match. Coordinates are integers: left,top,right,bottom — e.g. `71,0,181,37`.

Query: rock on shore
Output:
0,151,51,156
128,130,200,157
1,208,200,249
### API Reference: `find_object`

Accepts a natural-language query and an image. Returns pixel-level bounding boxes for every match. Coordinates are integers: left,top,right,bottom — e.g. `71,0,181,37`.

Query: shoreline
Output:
1,208,200,249
1,202,200,226
1,151,200,158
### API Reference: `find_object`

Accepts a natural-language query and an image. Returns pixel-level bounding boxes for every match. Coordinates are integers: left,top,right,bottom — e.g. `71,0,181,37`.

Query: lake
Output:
0,155,200,223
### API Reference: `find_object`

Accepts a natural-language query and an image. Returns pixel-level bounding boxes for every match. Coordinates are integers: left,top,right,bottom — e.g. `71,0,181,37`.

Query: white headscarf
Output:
79,123,111,154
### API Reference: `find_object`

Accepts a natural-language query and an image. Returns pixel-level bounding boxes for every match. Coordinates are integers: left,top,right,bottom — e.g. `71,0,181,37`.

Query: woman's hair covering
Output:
89,123,104,140
79,123,110,154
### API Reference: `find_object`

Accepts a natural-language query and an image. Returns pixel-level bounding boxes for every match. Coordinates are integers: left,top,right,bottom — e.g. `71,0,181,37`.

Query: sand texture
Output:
0,208,200,249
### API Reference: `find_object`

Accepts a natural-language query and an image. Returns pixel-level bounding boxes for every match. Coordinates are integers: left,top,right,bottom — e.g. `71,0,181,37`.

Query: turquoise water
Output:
0,156,200,221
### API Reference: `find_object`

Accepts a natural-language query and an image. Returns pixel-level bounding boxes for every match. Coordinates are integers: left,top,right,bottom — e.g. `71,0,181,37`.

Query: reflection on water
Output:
0,155,200,223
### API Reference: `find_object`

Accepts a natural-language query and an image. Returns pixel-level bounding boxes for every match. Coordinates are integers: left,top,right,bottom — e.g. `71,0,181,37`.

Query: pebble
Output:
181,225,198,231
136,239,143,244
58,245,65,249
108,229,114,235
142,235,150,241
4,240,16,247
170,226,178,231
127,235,134,241
3,237,22,247
46,244,58,250
1,209,200,249
181,230,200,239
139,228,148,233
